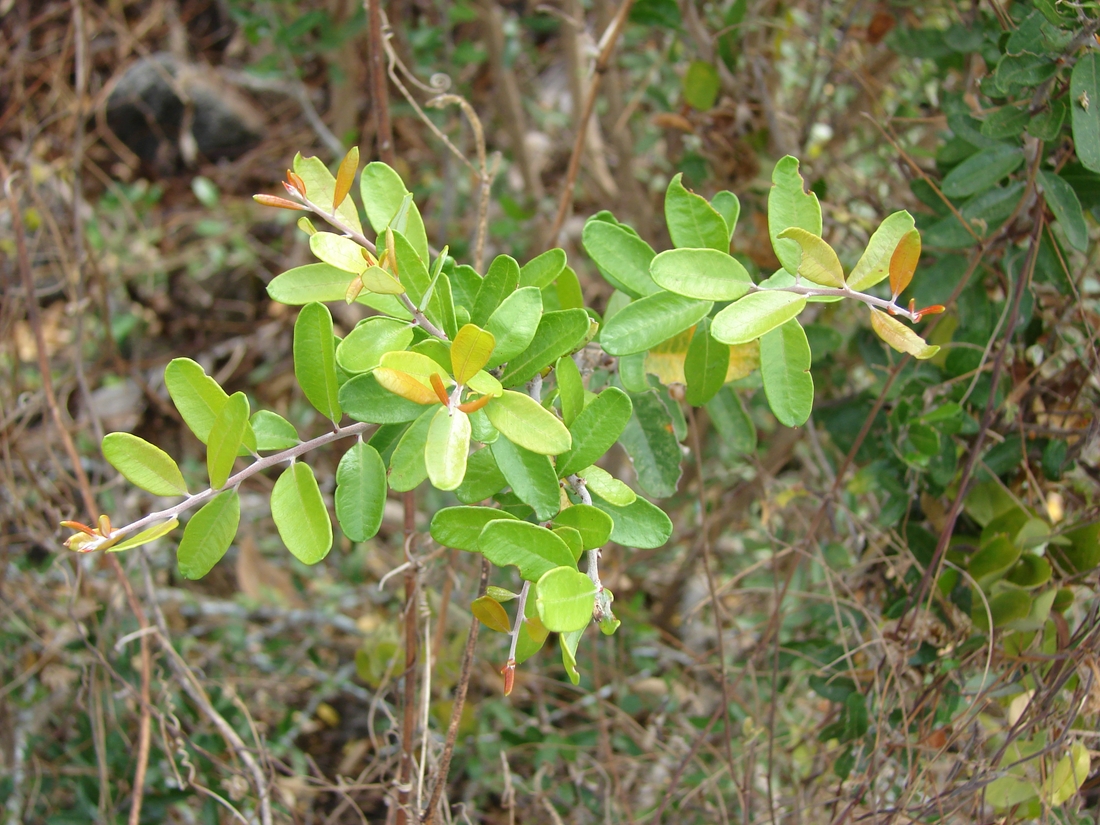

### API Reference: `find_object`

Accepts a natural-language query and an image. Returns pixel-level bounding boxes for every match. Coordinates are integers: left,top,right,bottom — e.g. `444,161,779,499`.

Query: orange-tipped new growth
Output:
253,194,303,210
502,658,516,696
285,170,306,197
334,147,359,210
457,393,493,414
889,229,921,300
430,373,450,406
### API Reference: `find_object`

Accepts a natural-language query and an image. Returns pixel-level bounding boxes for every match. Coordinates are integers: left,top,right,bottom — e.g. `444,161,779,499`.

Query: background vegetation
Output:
2,0,1099,823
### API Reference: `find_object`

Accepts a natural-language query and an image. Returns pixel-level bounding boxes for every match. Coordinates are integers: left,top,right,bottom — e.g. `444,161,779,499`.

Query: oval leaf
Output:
335,441,387,542
498,309,590,387
456,448,508,504
600,291,713,356
665,173,729,250
102,432,188,497
491,436,561,522
340,372,434,423
206,392,249,489
310,232,368,274
471,255,520,326
477,520,576,581
557,387,633,478
581,219,661,298
485,287,543,368
520,248,567,289
294,153,363,235
294,302,342,422
684,317,730,406
941,145,1024,198
552,505,614,551
618,390,682,498
888,229,921,298
712,291,808,345
847,211,916,292
360,161,429,262
334,146,359,209
577,466,636,506
1071,53,1100,173
769,156,822,275
589,491,673,548
271,462,333,564
388,407,435,492
777,227,845,288
471,595,512,633
109,518,180,553
759,320,813,427
536,567,597,633
336,317,415,375
451,324,496,384
1038,170,1089,252
485,390,572,455
556,354,584,428
426,407,471,492
650,248,753,300
164,358,255,452
251,410,299,451
868,309,940,360
430,505,518,551
177,490,239,579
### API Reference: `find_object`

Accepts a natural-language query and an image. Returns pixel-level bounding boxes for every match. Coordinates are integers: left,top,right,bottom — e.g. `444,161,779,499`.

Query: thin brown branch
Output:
397,490,419,825
367,0,396,166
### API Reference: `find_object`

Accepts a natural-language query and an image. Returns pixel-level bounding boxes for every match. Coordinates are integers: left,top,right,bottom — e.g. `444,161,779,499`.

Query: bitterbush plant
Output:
62,149,942,691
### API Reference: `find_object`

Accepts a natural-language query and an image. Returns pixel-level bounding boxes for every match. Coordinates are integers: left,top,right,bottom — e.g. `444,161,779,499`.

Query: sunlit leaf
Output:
109,518,180,553
589,490,672,548
206,392,249,488
1042,743,1090,807
559,627,584,684
360,265,406,294
293,153,363,235
769,156,822,275
340,372,434,422
485,390,572,455
250,410,299,451
267,263,410,318
664,173,729,250
360,162,429,262
777,227,844,288
618,390,682,498
310,232,369,274
868,308,940,359
520,248,567,289
336,317,415,375
477,520,575,581
650,248,753,300
536,567,596,632
847,211,916,292
102,432,188,497
164,358,255,453
456,448,507,504
499,309,590,387
576,466,636,506
712,291,808,345
430,505,518,551
471,254,520,326
600,291,712,356
451,324,496,384
485,287,543,368
556,355,584,427
581,219,661,298
426,407,471,492
552,505,613,550
759,320,813,427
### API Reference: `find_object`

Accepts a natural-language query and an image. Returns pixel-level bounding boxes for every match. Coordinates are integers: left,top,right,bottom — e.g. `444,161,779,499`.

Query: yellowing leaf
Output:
888,228,921,298
334,146,359,210
361,264,405,294
109,518,180,553
471,595,512,633
868,309,940,360
310,232,369,274
451,324,496,385
776,227,844,288
485,390,572,455
373,368,440,405
726,341,760,381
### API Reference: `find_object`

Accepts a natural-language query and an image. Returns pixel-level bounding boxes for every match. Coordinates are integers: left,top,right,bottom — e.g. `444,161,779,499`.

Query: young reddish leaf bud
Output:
430,373,451,406
501,658,516,696
286,170,306,196
457,393,493,414
253,194,304,211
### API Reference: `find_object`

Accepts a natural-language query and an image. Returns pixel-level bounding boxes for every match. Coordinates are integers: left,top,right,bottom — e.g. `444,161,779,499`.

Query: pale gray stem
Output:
506,581,532,663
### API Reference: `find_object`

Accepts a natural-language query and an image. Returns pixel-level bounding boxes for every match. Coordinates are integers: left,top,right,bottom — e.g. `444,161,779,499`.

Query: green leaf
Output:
390,230,448,332
941,145,1025,198
102,432,188,496
491,437,561,521
520,248,567,289
759,320,813,428
271,462,332,564
844,693,868,740
388,406,435,492
553,526,584,562
618,391,682,498
590,491,673,548
557,387,633,478
250,411,299,451
847,211,916,292
712,291,808,345
711,190,740,242
684,317,729,406
1042,743,1090,807
471,596,512,633
177,490,239,579
310,232,368,273
109,518,179,553
498,309,590,387
293,153,363,236
556,355,584,428
486,390,572,455
477,520,575,581
456,448,507,504
335,441,387,542
164,358,255,452
980,105,1030,140
581,219,661,298
339,373,432,424
769,156,822,276
664,173,729,250
360,162,429,262
206,392,249,488
451,324,496,384
1072,53,1100,173
600,292,713,356
682,61,720,111
552,505,613,550
536,567,597,632
336,317,415,374
294,303,342,422
618,352,648,392
430,505,518,551
969,535,1021,585
577,466,636,506
554,265,584,310
267,263,410,318
706,386,756,454
559,627,584,684
1028,97,1068,142
776,227,845,288
1038,170,1088,252
485,287,543,368
426,407,471,492
650,248,752,301
471,254,519,326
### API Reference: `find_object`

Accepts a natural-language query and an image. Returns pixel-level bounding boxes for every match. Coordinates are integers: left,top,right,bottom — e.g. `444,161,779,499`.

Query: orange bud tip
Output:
286,170,306,195
502,659,516,696
914,304,945,322
430,373,451,406
361,248,377,266
457,393,493,414
254,194,303,211
60,520,98,536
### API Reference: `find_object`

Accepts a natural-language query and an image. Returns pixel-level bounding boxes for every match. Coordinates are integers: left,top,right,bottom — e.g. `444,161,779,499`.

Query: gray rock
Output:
106,53,264,169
